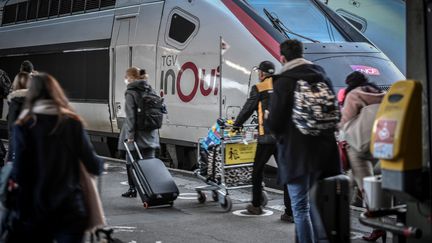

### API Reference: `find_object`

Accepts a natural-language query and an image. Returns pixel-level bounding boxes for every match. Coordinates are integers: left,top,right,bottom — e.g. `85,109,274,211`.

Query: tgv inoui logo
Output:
160,55,219,102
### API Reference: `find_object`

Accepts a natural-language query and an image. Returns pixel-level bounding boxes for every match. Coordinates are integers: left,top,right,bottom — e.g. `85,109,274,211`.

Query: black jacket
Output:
7,89,27,161
234,77,276,144
12,114,103,230
268,62,341,184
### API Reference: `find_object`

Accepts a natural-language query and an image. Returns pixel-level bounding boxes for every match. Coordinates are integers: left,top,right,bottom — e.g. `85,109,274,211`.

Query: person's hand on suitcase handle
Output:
127,138,134,143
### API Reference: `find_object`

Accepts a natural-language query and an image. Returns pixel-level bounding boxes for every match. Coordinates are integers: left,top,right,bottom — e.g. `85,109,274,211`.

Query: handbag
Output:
341,104,380,153
337,141,350,171
79,162,106,231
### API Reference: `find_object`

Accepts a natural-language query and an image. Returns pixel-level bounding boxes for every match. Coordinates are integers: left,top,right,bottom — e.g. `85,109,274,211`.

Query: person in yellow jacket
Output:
233,61,292,220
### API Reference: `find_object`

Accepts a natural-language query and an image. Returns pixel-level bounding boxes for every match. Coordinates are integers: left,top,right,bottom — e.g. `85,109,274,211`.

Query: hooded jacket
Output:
7,89,28,161
117,80,160,151
340,86,385,127
268,58,341,184
234,77,276,144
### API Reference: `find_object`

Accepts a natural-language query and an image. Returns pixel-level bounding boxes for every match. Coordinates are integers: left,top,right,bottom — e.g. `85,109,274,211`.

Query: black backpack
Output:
0,70,11,98
132,88,166,131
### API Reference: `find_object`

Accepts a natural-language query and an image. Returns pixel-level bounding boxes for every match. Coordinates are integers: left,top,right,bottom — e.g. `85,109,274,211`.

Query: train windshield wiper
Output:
263,8,320,43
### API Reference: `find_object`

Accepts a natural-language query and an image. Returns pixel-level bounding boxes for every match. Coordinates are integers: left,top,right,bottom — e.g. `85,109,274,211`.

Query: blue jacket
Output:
12,114,103,230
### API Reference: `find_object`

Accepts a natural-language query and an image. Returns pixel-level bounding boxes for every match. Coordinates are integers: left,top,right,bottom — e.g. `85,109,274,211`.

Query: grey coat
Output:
117,80,160,151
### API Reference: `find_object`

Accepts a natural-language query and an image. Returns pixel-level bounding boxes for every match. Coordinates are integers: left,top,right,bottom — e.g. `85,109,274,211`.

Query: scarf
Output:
19,99,59,119
280,58,313,73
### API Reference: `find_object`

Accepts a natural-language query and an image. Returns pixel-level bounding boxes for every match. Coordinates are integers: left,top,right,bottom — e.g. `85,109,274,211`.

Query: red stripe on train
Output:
221,0,280,60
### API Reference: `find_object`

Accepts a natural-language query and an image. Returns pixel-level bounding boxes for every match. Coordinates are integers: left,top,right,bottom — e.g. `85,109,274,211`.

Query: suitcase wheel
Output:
197,191,207,204
143,202,150,209
220,196,232,212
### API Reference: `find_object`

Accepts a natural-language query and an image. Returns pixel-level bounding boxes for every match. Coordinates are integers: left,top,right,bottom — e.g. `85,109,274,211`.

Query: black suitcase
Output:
124,141,179,208
310,174,351,243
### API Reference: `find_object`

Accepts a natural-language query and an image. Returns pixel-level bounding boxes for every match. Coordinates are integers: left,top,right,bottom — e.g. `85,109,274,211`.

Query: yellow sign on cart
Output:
225,143,257,165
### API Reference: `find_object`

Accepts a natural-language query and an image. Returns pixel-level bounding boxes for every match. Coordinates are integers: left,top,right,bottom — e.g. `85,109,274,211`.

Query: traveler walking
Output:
339,71,386,242
269,39,341,243
232,61,293,221
8,73,104,242
6,72,30,162
118,67,160,198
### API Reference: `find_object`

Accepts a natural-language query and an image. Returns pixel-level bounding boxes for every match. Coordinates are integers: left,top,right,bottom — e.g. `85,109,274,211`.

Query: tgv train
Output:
0,0,404,169
324,0,406,74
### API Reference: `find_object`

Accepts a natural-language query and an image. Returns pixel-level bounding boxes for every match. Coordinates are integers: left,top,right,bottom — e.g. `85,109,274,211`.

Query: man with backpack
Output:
268,39,341,243
232,61,293,221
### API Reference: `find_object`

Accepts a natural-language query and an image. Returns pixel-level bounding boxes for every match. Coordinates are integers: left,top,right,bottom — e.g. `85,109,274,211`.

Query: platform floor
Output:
99,162,386,243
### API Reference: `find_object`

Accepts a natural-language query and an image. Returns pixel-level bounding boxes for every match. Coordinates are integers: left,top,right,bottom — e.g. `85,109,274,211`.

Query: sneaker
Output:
246,204,263,215
121,188,137,198
280,213,294,223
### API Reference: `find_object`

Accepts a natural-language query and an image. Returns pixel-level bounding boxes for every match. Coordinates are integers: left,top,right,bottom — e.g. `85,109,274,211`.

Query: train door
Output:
111,14,137,128
110,2,163,131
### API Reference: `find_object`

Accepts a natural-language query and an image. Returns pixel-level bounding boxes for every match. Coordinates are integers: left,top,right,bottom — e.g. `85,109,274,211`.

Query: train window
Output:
2,0,117,26
0,50,109,102
100,0,116,9
336,10,367,33
38,0,50,19
16,2,28,22
49,0,60,17
3,4,17,25
165,9,199,49
72,0,86,13
27,0,38,20
59,0,73,15
86,0,100,11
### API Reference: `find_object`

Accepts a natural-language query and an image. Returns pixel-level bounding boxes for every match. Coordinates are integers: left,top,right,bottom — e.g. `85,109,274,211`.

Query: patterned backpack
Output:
292,80,340,136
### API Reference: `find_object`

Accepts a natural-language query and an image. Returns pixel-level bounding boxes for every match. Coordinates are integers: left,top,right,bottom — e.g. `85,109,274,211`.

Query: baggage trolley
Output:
194,124,268,212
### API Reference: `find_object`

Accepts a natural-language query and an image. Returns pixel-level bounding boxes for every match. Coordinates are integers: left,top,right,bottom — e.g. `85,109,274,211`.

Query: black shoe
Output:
122,188,137,198
246,204,263,215
280,213,294,223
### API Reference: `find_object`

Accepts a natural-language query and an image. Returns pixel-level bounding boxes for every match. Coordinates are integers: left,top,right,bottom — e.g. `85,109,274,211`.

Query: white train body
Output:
0,0,404,168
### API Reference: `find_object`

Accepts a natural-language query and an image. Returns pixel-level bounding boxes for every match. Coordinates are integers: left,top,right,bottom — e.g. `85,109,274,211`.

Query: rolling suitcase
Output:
123,141,179,208
310,174,351,243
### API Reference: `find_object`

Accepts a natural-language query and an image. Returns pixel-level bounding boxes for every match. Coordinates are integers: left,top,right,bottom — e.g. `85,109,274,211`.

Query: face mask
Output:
124,79,129,85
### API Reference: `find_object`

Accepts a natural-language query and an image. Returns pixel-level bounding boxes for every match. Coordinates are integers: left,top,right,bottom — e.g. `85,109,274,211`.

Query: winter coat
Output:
268,58,341,185
117,80,160,151
7,89,27,161
12,101,104,231
339,86,385,127
234,77,276,144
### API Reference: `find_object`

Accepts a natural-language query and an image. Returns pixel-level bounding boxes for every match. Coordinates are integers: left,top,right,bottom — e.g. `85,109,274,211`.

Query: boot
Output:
121,187,137,198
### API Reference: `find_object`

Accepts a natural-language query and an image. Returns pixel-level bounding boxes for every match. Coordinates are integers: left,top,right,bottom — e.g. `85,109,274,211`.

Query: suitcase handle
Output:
123,139,144,161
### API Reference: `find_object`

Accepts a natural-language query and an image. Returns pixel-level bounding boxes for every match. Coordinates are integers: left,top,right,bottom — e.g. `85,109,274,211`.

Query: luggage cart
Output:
194,124,268,212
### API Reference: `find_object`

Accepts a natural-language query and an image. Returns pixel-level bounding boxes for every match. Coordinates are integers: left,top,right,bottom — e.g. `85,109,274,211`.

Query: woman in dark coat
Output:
118,67,160,198
6,72,30,162
10,73,104,243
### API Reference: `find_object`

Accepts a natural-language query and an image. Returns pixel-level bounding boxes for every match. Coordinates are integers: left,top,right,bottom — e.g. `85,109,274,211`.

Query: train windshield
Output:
246,0,346,43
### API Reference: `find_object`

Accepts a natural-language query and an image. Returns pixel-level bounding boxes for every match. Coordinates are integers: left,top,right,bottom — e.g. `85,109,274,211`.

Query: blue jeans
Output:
287,173,328,243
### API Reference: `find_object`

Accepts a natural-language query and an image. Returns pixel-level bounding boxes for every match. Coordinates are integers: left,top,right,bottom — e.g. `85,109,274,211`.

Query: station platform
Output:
100,161,384,243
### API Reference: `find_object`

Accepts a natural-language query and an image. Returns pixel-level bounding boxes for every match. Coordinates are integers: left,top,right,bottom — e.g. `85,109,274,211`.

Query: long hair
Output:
12,72,30,91
16,73,83,131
